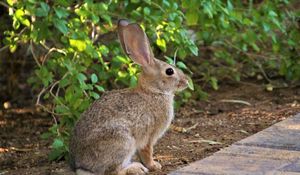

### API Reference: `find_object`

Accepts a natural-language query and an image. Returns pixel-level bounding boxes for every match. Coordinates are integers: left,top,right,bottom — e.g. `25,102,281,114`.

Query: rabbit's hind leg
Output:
117,162,149,175
114,136,148,175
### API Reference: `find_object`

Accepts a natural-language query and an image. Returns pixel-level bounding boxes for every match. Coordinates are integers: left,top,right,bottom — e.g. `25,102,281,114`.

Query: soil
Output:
1,80,300,175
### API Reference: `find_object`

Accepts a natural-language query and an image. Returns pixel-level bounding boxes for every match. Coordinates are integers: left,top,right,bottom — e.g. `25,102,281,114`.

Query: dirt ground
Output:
1,80,300,175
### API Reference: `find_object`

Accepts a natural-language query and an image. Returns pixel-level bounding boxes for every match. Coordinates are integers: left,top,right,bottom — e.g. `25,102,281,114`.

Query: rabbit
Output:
69,19,189,175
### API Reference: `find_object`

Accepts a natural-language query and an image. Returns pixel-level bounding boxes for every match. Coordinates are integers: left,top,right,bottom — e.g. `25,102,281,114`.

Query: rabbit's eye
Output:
165,68,174,76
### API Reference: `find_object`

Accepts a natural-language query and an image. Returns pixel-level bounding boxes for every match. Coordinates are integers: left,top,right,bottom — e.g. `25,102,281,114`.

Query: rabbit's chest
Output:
148,99,174,143
154,103,174,136
133,94,174,148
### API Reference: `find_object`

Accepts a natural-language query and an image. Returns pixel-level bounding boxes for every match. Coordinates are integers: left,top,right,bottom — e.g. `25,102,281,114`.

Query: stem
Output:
0,27,27,54
151,2,165,13
0,45,9,53
0,1,14,10
30,40,41,67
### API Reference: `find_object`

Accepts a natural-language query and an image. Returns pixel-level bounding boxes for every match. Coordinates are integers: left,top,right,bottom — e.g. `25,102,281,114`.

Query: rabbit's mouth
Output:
177,79,188,91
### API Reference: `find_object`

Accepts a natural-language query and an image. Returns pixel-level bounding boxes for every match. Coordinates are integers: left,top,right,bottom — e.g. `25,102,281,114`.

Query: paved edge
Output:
169,113,300,175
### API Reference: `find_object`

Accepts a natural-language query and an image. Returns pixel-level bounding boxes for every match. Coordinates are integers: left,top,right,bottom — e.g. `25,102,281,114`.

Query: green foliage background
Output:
2,0,299,160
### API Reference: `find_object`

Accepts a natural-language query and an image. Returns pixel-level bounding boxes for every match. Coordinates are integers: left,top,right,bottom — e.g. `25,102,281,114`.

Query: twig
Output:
245,53,273,83
10,147,33,152
91,22,96,42
40,44,66,65
173,48,178,65
30,40,41,67
220,99,252,106
0,1,13,10
188,139,223,145
0,28,27,54
39,41,50,50
36,87,48,106
151,1,165,13
36,72,71,117
0,45,9,53
36,103,69,116
186,123,199,131
39,41,67,64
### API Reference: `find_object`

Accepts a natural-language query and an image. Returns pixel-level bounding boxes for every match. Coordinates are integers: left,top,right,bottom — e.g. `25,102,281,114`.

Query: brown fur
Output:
69,19,188,175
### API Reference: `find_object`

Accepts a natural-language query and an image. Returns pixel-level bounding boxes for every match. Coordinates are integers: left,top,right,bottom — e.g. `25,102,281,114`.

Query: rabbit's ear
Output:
118,20,153,66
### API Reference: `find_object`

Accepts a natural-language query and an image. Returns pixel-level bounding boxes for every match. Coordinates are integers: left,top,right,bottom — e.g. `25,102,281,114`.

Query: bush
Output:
2,0,299,160
182,0,300,89
3,0,197,160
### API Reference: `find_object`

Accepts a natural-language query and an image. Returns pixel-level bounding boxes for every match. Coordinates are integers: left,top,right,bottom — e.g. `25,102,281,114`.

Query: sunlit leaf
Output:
69,39,86,51
156,38,167,52
15,9,30,27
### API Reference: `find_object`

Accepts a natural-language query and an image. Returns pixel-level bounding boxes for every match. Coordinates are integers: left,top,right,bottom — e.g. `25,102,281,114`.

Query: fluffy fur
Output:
69,19,188,175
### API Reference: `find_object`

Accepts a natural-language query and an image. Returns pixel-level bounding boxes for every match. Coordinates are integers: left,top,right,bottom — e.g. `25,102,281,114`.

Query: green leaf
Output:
9,43,17,53
40,132,52,139
90,92,100,99
187,76,194,91
7,0,15,6
262,23,270,32
59,78,69,88
15,9,24,20
36,2,50,17
52,138,64,149
114,56,130,64
189,45,198,56
15,9,30,27
48,148,64,161
164,56,174,65
91,73,98,83
176,61,187,70
95,85,105,92
77,73,87,84
186,11,199,26
55,105,68,114
98,3,108,11
53,18,68,34
210,77,218,90
69,39,86,51
268,10,278,17
143,7,150,15
99,45,109,56
54,7,69,19
156,38,166,52
203,2,213,18
130,76,137,87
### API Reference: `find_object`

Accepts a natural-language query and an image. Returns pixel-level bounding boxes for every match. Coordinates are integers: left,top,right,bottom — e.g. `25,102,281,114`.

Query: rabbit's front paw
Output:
146,161,162,171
